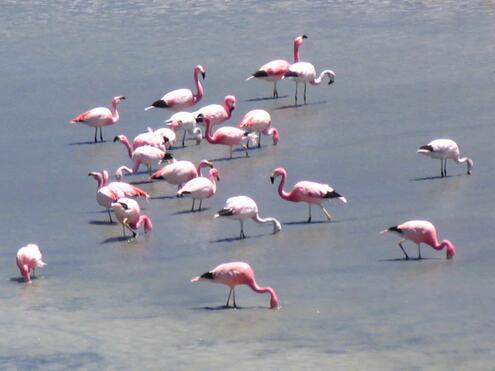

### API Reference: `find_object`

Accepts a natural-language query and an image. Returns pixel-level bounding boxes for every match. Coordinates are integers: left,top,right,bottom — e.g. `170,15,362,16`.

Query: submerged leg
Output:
225,287,233,307
94,127,98,143
398,240,409,260
257,133,262,148
198,199,203,211
417,244,422,260
240,221,246,239
182,130,187,147
107,208,113,223
303,83,307,104
242,144,249,157
191,199,195,212
232,288,237,308
99,127,103,142
307,204,312,223
294,83,298,104
273,82,278,98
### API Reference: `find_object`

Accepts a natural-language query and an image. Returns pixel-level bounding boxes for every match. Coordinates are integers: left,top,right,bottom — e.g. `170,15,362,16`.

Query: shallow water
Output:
1,1,495,369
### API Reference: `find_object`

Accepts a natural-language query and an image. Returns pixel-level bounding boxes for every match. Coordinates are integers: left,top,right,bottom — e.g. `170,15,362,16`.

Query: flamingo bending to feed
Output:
16,244,46,283
70,96,125,142
270,167,347,223
247,34,307,98
381,220,456,260
113,131,166,158
145,65,205,111
153,121,180,148
215,196,282,239
191,262,280,309
177,167,219,211
113,140,167,176
417,139,473,177
284,62,335,104
89,170,149,222
111,198,153,239
193,95,237,130
150,155,213,189
165,111,202,147
199,115,257,159
238,109,279,148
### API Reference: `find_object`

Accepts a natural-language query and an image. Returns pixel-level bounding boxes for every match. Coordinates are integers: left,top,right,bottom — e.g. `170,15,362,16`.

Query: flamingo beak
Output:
201,72,206,79
216,176,220,181
205,160,213,167
113,136,120,143
196,114,204,123
270,175,275,184
118,96,126,100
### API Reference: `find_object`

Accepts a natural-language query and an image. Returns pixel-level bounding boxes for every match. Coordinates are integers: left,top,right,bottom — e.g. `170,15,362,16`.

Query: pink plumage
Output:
194,95,237,127
70,96,125,142
270,167,347,223
237,109,279,147
150,156,213,190
381,220,456,260
191,261,280,309
247,35,307,98
177,167,220,211
284,61,335,104
417,138,473,177
111,197,153,239
145,65,205,111
16,244,46,283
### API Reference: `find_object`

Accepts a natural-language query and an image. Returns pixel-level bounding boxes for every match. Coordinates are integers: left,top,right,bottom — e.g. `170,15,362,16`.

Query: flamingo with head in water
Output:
381,220,456,260
247,34,307,98
191,261,280,309
70,96,125,142
417,138,473,177
270,167,347,223
238,109,279,148
111,198,153,239
16,244,46,283
145,65,205,111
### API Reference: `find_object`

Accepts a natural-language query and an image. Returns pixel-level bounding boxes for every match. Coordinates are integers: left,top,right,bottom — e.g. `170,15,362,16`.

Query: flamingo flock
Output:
14,34,469,314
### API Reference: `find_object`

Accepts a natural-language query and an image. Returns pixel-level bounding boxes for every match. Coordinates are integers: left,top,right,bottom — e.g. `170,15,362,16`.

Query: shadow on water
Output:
191,305,268,311
150,195,177,200
209,233,266,244
273,100,327,110
244,95,289,102
410,174,462,181
283,220,330,226
172,208,211,215
101,236,132,244
68,140,104,146
378,257,442,262
88,220,115,226
209,155,249,162
10,277,27,283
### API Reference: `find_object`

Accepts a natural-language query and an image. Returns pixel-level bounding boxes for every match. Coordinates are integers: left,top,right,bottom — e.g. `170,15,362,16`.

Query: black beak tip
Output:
113,136,119,142
270,176,275,184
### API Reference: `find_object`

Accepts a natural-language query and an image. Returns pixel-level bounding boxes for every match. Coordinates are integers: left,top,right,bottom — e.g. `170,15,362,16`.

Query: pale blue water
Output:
1,1,495,369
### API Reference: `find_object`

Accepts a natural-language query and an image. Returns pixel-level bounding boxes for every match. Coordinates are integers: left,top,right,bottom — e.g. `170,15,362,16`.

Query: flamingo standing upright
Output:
238,109,279,148
247,34,307,98
284,61,335,104
111,198,153,239
381,220,456,260
70,96,125,142
16,244,46,283
215,196,282,239
270,167,347,223
191,261,280,309
88,170,149,222
177,167,220,211
199,115,257,159
145,65,205,111
150,156,213,189
417,139,473,177
165,111,202,147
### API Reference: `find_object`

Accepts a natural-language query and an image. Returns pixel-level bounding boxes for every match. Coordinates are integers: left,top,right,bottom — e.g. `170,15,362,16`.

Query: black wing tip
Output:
324,190,342,199
252,70,269,78
387,226,402,234
284,71,298,78
419,145,434,151
217,208,234,217
200,272,214,279
151,100,169,108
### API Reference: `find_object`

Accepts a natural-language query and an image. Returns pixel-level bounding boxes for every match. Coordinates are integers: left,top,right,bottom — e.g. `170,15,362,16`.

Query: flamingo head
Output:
195,65,206,79
270,167,286,184
113,135,125,143
325,70,336,85
225,95,237,112
295,34,308,46
201,160,214,168
272,128,280,145
113,96,126,103
443,240,456,259
210,168,220,181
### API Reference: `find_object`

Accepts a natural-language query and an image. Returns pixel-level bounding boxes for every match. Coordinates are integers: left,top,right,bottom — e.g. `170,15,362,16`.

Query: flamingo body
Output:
114,132,166,158
16,244,46,283
215,196,282,239
285,62,335,104
191,261,280,309
111,198,153,238
238,109,279,147
417,139,473,177
177,168,219,211
130,145,166,175
165,111,202,146
194,95,237,127
381,220,456,260
150,158,213,188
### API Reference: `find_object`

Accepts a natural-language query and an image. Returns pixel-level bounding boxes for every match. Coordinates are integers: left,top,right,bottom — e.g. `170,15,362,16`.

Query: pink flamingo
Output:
88,170,149,222
115,165,133,181
270,167,347,223
150,155,213,189
113,131,167,157
113,141,167,176
70,96,125,142
417,139,473,177
191,261,280,309
247,34,307,98
238,109,279,148
284,62,335,104
111,198,153,239
177,167,219,211
193,95,237,129
215,196,282,239
165,111,202,147
145,65,205,111
16,244,46,283
153,121,180,148
199,115,257,159
381,220,456,260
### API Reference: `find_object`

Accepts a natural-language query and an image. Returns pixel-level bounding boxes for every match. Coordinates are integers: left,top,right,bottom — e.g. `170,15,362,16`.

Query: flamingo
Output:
238,109,279,148
193,95,237,129
284,62,335,104
215,196,282,239
88,170,149,222
381,220,456,260
199,115,257,159
417,139,473,177
111,198,153,239
270,167,347,223
113,131,166,158
70,96,125,142
145,65,205,111
177,167,219,211
191,261,280,309
150,156,213,189
115,165,133,181
16,244,46,283
113,140,167,176
164,111,202,147
153,121,179,148
247,34,307,98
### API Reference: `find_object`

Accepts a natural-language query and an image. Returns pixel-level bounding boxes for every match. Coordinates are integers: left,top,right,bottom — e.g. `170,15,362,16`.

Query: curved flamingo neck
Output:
455,156,473,173
248,281,280,309
310,70,335,86
275,172,291,200
265,128,279,144
91,171,106,190
119,136,133,158
193,68,204,103
225,101,234,119
133,215,153,232
254,214,281,233
111,99,120,123
196,160,210,176
204,120,216,144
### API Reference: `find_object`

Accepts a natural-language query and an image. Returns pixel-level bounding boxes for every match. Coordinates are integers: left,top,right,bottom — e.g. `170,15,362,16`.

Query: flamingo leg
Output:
226,287,233,307
230,146,233,159
294,82,298,104
258,133,262,148
273,82,278,98
148,164,152,177
94,127,98,143
398,240,409,260
191,199,195,211
242,144,249,157
32,268,35,278
182,130,187,147
444,160,447,177
107,208,113,223
303,83,307,104
307,204,312,223
99,127,103,142
123,219,137,239
198,199,203,211
320,205,332,221
417,244,422,260
240,221,246,239
232,288,237,308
